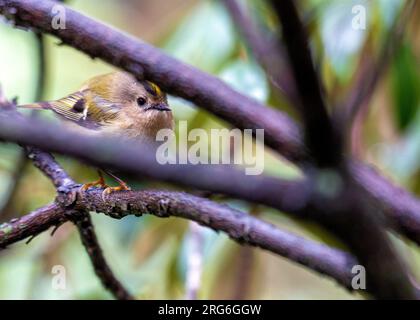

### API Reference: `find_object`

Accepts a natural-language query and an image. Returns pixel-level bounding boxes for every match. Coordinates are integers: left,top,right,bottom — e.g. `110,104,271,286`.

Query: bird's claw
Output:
80,179,108,191
101,185,131,201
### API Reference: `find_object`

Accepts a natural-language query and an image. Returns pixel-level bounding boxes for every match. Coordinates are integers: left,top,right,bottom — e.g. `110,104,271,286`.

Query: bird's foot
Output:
101,182,131,201
80,176,108,191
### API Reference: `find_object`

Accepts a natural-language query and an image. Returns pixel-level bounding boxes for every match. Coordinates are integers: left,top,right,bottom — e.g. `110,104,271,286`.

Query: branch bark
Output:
270,0,342,167
0,95,358,295
0,0,304,162
0,110,418,298
0,192,360,292
0,103,134,300
24,147,134,300
0,112,311,214
269,0,415,299
0,0,419,252
223,0,420,250
0,0,419,299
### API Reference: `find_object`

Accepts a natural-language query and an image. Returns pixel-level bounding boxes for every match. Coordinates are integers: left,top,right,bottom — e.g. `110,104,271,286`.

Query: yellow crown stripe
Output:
151,83,162,96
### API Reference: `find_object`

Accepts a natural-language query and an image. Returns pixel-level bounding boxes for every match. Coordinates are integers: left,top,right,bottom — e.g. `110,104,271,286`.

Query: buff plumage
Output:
19,71,174,194
20,71,174,143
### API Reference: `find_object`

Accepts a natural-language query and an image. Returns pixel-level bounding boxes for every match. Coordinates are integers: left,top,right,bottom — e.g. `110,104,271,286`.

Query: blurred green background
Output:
0,0,418,299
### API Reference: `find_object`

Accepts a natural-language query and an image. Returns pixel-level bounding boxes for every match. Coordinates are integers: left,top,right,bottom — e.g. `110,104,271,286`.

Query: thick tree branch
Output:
0,0,419,252
1,109,418,298
0,203,67,249
0,112,311,214
0,103,134,300
270,0,341,167
25,140,130,301
270,0,415,299
0,0,304,162
24,146,133,301
0,192,359,292
76,188,361,291
3,111,420,249
0,0,419,299
0,110,416,298
0,98,357,295
24,146,75,189
225,0,420,250
351,163,420,244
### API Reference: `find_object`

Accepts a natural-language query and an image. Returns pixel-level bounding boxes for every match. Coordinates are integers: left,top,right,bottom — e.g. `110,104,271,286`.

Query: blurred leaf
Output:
391,42,420,131
386,112,420,182
0,252,36,299
133,235,179,299
219,60,269,103
200,234,236,299
164,0,235,73
0,25,37,104
319,1,369,81
377,0,404,28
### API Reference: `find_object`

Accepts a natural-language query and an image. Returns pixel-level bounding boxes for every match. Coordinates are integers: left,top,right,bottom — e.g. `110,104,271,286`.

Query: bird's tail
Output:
17,102,51,110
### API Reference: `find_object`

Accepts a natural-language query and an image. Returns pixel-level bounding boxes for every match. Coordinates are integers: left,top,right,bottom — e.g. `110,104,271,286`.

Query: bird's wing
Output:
48,91,88,122
19,90,119,129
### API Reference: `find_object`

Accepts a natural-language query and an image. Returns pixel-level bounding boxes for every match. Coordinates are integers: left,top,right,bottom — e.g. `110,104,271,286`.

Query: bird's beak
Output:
148,103,171,112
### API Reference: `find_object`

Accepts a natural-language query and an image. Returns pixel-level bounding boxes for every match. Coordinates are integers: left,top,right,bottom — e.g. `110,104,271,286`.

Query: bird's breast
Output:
100,110,174,144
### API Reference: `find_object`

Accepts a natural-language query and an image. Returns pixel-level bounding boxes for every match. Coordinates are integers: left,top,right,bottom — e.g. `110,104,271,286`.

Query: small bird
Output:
19,71,174,194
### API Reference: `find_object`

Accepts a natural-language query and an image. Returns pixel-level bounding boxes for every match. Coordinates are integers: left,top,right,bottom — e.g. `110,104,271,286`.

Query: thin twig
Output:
25,149,133,300
270,0,341,168
0,30,47,221
69,211,134,300
0,155,28,222
222,0,298,105
336,0,416,130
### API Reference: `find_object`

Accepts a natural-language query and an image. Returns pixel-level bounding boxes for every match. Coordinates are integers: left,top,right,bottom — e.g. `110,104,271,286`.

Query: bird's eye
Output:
137,97,147,106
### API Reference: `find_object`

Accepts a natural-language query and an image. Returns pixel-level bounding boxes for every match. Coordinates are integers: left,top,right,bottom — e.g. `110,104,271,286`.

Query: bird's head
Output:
86,72,174,140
